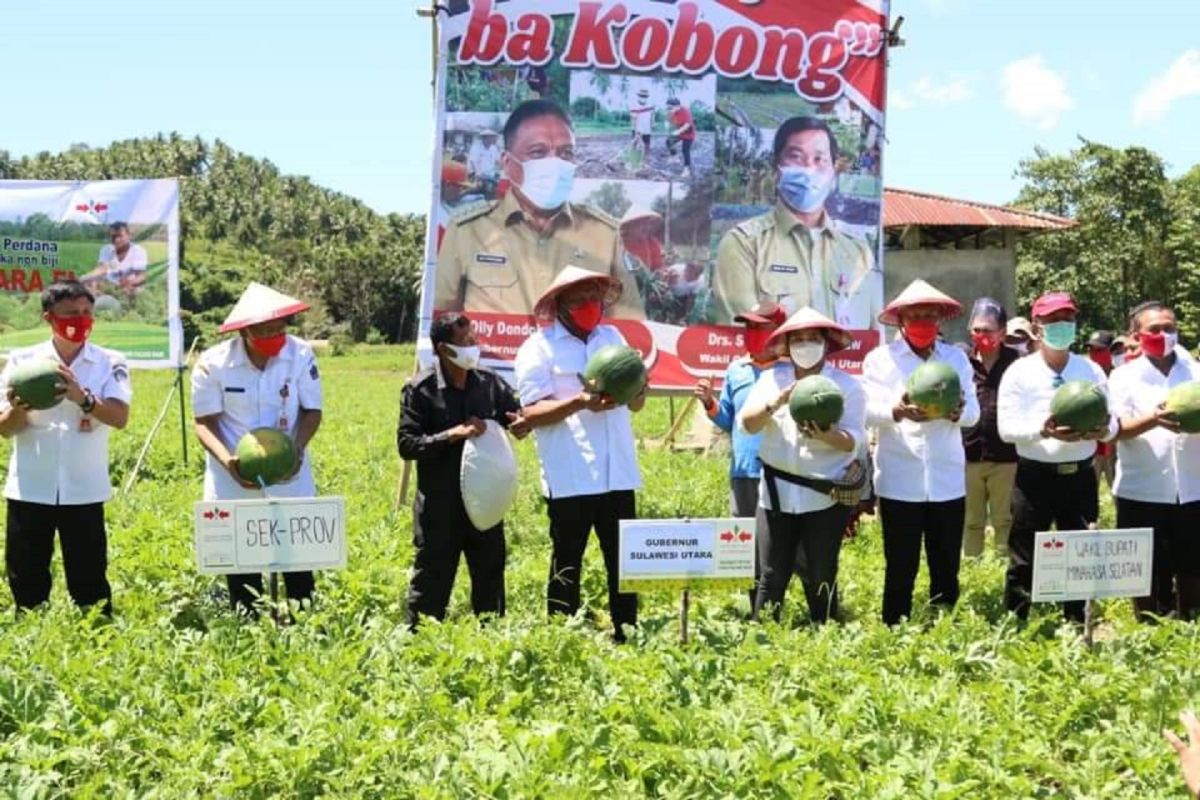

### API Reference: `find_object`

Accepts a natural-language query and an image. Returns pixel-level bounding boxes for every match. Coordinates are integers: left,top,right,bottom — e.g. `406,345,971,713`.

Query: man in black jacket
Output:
397,313,529,627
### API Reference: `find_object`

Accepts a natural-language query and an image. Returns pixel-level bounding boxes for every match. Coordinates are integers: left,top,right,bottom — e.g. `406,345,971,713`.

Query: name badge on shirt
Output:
475,253,507,265
769,264,799,275
79,415,93,433
279,382,290,430
224,387,246,393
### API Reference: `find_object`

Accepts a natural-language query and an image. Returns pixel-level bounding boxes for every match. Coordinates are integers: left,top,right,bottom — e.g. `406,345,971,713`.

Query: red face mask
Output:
1138,331,1169,360
49,314,93,343
744,328,773,359
247,332,287,357
566,300,603,334
1089,349,1113,370
971,331,1001,355
903,318,939,349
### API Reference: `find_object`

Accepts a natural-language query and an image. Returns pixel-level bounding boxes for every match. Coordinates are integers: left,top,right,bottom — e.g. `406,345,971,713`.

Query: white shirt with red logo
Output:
0,340,132,505
191,335,322,501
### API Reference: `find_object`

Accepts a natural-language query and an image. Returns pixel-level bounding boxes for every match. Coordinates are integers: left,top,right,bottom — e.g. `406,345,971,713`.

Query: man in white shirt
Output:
191,283,323,616
629,88,654,163
514,266,647,642
467,129,502,181
862,279,979,625
739,307,867,623
997,291,1118,621
1109,300,1200,620
0,280,131,614
83,222,149,296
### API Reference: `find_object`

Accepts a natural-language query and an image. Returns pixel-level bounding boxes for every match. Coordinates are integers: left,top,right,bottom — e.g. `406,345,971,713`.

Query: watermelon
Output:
906,361,961,419
1165,381,1200,434
788,375,845,429
235,428,298,487
1050,381,1109,433
581,345,647,405
8,359,66,410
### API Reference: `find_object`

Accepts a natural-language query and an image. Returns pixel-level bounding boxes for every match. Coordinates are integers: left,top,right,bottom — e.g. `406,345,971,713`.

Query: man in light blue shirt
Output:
694,301,786,517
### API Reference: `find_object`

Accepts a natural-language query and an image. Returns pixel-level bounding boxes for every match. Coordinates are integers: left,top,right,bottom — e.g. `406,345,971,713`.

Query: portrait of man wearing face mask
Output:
398,312,530,629
433,99,644,320
711,116,879,328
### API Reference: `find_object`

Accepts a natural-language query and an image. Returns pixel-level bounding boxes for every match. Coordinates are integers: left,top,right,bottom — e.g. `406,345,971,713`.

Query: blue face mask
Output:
778,166,834,213
1041,321,1077,351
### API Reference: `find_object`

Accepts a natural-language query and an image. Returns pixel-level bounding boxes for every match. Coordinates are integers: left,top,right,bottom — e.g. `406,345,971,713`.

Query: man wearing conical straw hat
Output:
191,282,324,617
862,279,979,625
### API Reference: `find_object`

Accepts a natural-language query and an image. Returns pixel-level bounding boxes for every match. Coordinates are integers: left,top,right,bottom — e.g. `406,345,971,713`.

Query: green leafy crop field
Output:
0,345,1196,797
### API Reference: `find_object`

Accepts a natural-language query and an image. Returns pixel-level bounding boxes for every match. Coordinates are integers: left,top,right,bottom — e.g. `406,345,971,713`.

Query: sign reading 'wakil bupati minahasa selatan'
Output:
421,0,889,386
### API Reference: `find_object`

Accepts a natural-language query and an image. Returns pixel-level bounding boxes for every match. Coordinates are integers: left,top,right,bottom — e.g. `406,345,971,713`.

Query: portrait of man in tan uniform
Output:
434,99,644,320
711,116,879,329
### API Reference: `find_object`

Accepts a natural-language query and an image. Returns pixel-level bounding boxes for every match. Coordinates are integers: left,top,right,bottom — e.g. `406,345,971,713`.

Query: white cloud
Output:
1133,49,1200,125
890,75,974,111
1001,55,1073,130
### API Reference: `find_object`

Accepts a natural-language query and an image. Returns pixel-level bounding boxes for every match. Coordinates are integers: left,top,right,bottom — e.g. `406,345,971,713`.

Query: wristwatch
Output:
79,390,96,414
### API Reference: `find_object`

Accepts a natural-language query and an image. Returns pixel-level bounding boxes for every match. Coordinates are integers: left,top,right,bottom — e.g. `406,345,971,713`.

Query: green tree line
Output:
1014,139,1200,342
0,135,425,347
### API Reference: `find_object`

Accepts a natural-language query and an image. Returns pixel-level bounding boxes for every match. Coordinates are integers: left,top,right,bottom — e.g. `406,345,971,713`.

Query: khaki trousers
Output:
963,461,1018,557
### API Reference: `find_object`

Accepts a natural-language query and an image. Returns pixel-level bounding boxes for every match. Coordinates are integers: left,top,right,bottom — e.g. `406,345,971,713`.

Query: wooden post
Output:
680,589,690,644
1083,598,1095,649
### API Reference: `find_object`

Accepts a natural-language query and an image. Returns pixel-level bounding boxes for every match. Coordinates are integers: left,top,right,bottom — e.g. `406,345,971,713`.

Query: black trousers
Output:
546,491,638,640
753,504,848,623
5,499,112,613
1004,459,1094,621
1116,497,1200,620
406,492,506,627
667,136,694,167
227,571,314,615
879,497,966,624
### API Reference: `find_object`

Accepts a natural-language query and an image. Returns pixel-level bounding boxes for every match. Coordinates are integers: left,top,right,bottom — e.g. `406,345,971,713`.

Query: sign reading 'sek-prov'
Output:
193,497,347,574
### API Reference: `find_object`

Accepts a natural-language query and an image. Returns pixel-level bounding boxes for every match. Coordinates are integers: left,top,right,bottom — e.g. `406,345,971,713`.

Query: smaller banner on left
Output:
193,497,348,575
0,179,182,367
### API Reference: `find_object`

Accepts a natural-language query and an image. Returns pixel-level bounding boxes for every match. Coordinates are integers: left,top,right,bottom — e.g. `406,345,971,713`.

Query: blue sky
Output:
5,0,1198,215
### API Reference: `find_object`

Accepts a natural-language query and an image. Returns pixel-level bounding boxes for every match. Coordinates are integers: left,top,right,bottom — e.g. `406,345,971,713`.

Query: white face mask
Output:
1009,341,1029,356
1112,353,1125,368
1165,332,1180,353
444,344,481,371
515,156,576,211
790,339,825,369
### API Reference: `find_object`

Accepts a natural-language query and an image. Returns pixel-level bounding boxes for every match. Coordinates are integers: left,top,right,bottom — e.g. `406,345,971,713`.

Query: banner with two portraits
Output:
422,0,889,384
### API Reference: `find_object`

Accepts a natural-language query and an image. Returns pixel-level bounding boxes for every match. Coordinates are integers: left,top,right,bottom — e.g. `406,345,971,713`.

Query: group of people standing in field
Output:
400,266,1200,641
4,274,1196,645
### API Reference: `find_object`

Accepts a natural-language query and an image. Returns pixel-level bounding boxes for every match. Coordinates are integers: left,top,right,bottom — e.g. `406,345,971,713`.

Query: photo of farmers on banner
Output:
0,179,183,367
422,0,888,386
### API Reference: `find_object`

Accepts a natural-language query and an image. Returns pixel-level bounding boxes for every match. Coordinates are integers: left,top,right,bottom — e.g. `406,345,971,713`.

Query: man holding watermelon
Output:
514,267,647,642
1108,301,1200,620
997,291,1118,621
862,279,979,625
0,280,131,615
191,283,324,617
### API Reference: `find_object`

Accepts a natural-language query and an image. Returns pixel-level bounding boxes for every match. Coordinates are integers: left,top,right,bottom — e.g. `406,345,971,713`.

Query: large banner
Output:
421,0,888,385
0,179,182,368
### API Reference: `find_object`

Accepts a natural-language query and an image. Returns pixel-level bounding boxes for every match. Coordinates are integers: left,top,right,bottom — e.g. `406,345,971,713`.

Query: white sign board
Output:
1032,528,1153,603
618,518,755,593
194,497,347,574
